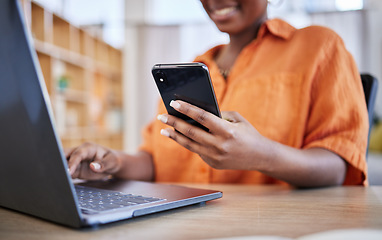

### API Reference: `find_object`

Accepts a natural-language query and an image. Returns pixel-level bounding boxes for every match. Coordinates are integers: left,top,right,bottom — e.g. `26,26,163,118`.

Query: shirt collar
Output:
258,18,296,40
194,19,296,64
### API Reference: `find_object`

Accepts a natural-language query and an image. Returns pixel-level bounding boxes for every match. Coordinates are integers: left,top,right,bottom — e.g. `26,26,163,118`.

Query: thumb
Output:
221,111,245,123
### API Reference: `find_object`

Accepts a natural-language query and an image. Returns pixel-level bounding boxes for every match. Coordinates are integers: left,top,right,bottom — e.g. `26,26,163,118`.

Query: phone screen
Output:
152,63,221,131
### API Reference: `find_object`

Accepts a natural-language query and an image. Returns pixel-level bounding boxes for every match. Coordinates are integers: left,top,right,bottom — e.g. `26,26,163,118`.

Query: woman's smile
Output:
210,5,239,22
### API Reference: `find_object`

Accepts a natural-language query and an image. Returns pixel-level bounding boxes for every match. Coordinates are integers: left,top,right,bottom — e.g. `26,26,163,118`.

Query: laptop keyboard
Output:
75,185,165,214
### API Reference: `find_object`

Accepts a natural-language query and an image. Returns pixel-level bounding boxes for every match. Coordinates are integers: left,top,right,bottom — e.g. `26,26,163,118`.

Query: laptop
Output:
0,0,222,228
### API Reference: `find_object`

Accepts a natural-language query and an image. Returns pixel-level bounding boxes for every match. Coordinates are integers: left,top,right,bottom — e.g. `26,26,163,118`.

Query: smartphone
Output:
152,62,221,131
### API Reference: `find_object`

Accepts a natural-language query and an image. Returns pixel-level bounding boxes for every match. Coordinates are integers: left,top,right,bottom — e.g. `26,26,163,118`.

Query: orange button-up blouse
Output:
140,19,369,185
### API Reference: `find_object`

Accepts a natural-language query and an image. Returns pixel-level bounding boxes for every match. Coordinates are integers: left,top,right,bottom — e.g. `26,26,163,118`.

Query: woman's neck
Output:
215,17,267,75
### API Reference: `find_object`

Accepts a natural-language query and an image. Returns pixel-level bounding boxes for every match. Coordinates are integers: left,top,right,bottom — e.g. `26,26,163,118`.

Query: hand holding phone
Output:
152,63,221,131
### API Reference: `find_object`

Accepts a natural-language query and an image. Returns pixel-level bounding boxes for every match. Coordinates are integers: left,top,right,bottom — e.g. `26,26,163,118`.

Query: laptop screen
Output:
0,0,82,226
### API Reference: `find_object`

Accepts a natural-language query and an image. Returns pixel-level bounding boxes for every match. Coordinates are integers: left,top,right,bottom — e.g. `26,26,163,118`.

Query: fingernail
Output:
160,129,170,137
170,100,180,109
157,114,168,123
91,162,101,170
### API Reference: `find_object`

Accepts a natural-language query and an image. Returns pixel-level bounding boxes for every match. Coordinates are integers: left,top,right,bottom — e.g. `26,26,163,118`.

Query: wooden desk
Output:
1,184,382,239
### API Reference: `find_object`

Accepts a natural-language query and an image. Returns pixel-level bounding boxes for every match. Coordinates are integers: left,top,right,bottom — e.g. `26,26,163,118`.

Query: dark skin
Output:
66,0,347,187
200,0,268,72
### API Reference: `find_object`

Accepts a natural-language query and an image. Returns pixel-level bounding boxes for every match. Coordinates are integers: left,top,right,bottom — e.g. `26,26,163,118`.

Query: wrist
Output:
111,150,127,178
253,136,279,173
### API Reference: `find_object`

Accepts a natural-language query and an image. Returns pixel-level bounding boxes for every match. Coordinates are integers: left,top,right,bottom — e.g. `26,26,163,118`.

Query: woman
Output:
66,0,368,187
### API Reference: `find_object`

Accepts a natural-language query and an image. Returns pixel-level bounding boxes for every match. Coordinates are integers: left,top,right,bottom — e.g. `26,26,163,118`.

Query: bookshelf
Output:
20,0,124,150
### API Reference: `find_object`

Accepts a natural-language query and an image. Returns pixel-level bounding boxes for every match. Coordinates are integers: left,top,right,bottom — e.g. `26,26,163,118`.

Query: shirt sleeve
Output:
303,34,369,185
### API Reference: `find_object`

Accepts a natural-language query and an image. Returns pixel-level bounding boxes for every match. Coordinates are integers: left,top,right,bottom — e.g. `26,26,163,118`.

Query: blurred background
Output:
22,0,382,183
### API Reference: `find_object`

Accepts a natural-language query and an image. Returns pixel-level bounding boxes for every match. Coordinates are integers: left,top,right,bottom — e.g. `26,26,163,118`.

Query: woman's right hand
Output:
65,142,122,180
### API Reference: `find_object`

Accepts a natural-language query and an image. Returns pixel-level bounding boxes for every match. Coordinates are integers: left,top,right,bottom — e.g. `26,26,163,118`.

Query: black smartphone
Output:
152,62,221,131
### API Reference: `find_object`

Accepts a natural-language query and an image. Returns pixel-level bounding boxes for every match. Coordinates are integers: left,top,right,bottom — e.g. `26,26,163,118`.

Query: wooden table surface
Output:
1,184,382,240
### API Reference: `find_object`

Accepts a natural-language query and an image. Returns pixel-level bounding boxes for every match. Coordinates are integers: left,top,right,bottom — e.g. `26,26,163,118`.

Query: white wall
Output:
365,2,382,118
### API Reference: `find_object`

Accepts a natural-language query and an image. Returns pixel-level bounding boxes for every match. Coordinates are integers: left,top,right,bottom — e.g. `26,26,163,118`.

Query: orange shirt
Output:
140,19,369,185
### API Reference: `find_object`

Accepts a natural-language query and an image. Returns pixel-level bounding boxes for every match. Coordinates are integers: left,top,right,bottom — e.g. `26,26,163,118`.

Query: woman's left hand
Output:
157,100,271,171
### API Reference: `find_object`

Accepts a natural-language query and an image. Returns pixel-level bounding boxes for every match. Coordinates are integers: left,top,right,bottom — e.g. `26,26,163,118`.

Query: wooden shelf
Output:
31,3,45,41
53,15,70,50
21,0,124,150
36,52,52,94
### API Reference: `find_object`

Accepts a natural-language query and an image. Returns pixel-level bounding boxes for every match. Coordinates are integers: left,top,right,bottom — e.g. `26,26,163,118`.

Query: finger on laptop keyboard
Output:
90,150,120,174
89,147,107,172
67,142,96,176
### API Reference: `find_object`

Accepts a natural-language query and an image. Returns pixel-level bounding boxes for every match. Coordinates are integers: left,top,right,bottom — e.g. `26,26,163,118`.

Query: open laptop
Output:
0,0,222,228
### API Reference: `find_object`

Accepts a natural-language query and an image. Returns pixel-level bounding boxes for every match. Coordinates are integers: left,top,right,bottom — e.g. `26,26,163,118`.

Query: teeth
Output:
214,6,236,16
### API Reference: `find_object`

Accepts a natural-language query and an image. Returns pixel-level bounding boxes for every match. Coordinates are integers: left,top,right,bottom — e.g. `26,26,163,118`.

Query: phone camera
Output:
155,71,167,84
